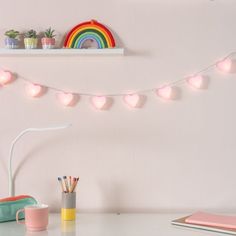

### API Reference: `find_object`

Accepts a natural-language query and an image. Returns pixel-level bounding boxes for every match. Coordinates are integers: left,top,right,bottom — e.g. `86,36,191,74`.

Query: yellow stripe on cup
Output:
61,208,76,221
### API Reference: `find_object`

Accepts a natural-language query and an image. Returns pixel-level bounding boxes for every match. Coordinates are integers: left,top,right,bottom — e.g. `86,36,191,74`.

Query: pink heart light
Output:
0,70,13,85
26,83,44,97
157,86,172,99
57,92,75,106
92,96,107,109
216,58,232,73
187,75,204,89
124,94,140,108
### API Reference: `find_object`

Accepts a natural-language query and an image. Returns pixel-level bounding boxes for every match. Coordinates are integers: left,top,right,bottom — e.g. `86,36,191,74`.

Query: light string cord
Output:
5,51,236,97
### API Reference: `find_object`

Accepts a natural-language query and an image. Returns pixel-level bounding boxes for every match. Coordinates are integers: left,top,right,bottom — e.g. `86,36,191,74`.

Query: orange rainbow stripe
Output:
64,20,116,49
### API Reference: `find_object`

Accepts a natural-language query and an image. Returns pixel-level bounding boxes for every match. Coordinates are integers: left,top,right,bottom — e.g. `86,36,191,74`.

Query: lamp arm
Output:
8,124,71,197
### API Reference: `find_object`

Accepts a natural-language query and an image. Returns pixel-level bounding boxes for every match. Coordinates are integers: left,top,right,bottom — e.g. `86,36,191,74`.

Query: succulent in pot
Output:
24,30,38,49
4,30,20,49
41,27,56,49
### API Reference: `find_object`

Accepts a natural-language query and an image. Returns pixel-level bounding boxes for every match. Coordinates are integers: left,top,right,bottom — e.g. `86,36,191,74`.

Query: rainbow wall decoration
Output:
64,20,116,49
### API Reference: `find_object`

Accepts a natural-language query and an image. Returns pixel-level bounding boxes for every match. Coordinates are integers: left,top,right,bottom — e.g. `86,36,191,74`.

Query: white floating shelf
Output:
0,48,124,56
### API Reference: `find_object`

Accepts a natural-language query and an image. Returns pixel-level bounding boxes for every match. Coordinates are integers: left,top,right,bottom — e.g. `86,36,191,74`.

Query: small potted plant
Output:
4,30,20,49
41,27,56,49
24,30,38,49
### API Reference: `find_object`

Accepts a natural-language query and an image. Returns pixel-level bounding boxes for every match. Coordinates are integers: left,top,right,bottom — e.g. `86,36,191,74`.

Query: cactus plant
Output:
5,30,19,39
24,30,38,49
4,30,20,49
44,27,56,38
24,30,37,39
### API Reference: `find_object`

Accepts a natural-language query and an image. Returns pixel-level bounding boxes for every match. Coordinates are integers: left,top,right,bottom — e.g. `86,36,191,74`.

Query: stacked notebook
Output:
172,212,236,235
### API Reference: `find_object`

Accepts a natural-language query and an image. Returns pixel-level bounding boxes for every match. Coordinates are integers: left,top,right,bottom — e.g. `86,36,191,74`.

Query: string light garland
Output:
91,96,108,110
216,58,232,73
187,75,204,89
25,83,45,97
124,94,141,108
0,51,235,110
156,85,173,100
0,70,13,85
57,92,77,106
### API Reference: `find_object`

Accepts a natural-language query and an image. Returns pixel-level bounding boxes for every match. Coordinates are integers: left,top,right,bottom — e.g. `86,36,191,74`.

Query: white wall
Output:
0,0,236,213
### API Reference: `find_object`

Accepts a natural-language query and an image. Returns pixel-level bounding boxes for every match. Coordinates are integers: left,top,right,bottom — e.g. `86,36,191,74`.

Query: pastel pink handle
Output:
16,209,25,224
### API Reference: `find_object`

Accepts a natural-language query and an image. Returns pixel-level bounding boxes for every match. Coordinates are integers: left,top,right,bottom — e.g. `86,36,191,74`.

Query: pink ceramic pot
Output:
41,38,55,49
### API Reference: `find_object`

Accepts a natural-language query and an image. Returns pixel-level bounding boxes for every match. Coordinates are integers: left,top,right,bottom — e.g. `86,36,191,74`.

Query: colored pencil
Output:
74,177,79,191
72,177,79,192
70,177,77,193
69,176,72,189
63,176,69,192
58,177,65,192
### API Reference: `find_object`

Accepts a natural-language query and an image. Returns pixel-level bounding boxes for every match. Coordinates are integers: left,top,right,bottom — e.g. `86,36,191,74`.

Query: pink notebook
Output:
185,212,236,229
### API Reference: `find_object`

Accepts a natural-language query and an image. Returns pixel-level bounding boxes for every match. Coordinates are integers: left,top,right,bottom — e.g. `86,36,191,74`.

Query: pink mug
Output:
16,204,49,231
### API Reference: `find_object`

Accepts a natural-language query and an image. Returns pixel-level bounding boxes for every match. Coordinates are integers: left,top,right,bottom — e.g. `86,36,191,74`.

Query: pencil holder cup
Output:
61,192,76,221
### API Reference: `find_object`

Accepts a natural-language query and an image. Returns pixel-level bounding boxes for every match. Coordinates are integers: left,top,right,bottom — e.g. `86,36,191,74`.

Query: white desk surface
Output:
0,213,228,236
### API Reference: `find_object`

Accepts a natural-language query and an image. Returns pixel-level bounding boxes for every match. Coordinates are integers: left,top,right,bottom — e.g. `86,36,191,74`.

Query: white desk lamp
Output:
8,123,71,197
0,123,71,223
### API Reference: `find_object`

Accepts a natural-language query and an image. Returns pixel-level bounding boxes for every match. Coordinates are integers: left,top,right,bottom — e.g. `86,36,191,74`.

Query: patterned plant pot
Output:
24,38,38,49
41,38,55,49
5,38,19,49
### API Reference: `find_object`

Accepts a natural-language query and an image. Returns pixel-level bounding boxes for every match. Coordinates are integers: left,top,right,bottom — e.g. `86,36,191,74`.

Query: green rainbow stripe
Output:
75,32,104,48
76,35,103,49
71,29,108,48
